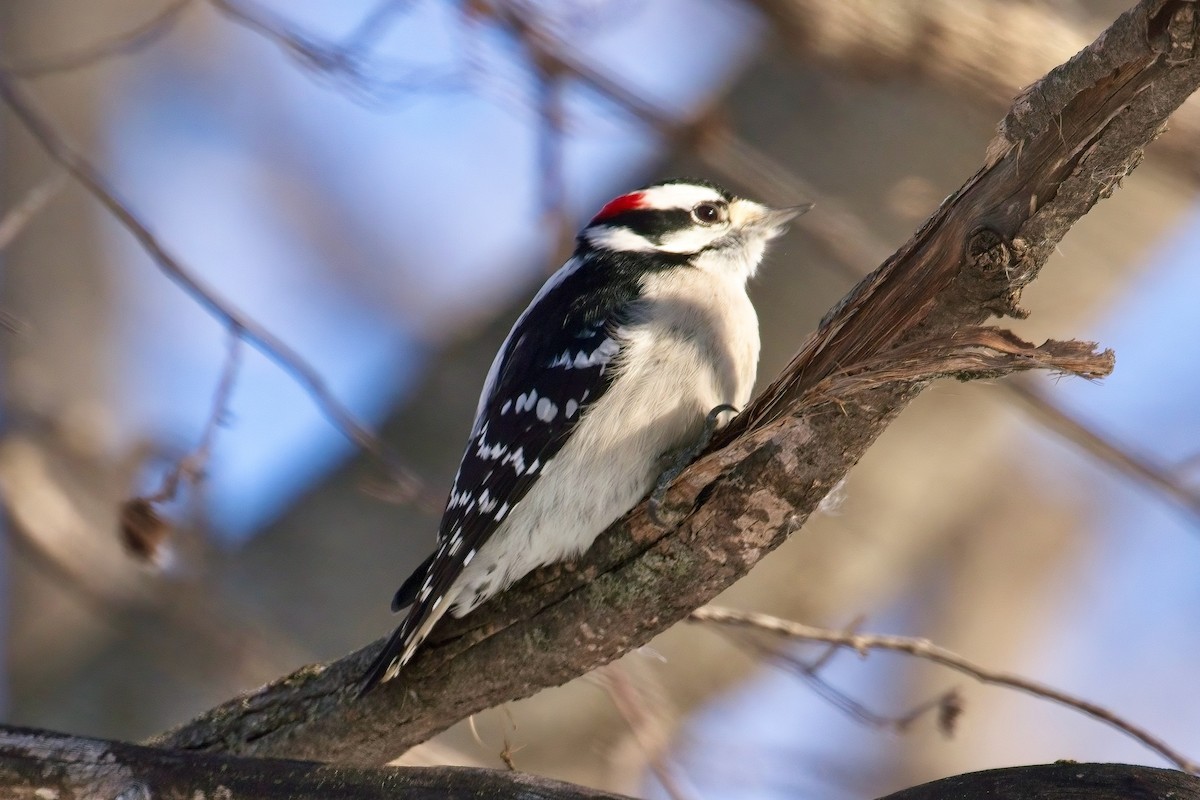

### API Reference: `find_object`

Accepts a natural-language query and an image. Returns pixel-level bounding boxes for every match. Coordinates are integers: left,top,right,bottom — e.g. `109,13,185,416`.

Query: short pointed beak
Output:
763,203,813,226
732,199,812,238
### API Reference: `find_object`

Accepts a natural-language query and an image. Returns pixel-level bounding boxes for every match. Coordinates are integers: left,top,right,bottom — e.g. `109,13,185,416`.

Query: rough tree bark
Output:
0,725,634,800
138,0,1199,770
877,763,1200,800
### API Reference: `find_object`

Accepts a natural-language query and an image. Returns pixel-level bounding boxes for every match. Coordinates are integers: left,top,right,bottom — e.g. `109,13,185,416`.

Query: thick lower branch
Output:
0,725,633,800
6,724,1195,800
877,763,1200,800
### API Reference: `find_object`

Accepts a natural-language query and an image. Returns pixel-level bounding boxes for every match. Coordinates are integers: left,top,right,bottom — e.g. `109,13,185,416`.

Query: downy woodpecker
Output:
361,179,802,691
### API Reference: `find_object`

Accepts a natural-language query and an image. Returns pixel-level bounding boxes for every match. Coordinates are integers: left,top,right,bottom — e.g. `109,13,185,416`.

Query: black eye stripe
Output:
590,208,693,241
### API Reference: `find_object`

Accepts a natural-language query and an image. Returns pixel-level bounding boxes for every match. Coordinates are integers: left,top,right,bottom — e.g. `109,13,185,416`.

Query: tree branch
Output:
689,606,1199,773
0,724,634,800
143,0,1198,765
8,723,1196,800
876,763,1200,800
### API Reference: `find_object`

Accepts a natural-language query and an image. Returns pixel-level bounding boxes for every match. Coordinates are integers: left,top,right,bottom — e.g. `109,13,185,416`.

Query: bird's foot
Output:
648,404,738,527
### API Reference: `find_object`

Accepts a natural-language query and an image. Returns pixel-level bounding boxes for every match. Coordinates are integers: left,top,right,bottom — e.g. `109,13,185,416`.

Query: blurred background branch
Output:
0,724,637,800
0,63,437,509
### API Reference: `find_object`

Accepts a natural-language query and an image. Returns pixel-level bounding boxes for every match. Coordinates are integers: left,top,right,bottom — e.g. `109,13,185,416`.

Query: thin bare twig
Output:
466,709,523,770
689,605,1200,774
0,169,67,251
497,708,522,772
148,334,243,505
0,68,432,507
719,624,963,735
119,335,243,562
4,0,195,77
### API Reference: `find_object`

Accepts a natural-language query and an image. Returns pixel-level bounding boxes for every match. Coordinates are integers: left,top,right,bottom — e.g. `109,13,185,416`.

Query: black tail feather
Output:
357,621,411,697
391,551,436,612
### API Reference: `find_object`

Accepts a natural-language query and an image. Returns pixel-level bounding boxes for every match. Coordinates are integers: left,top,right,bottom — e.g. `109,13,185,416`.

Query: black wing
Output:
361,255,644,691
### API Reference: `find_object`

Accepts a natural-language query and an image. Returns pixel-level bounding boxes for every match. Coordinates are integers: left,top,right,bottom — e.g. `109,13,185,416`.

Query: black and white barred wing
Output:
361,266,629,689
420,318,621,604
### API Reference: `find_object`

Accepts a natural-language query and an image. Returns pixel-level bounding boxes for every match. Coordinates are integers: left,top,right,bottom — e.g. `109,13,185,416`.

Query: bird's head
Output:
580,178,807,279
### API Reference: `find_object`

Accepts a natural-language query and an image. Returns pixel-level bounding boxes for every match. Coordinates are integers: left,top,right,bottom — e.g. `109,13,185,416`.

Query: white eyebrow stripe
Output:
636,183,724,210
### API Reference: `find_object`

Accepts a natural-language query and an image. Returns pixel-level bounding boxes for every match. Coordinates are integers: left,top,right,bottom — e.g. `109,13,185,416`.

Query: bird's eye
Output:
692,202,724,225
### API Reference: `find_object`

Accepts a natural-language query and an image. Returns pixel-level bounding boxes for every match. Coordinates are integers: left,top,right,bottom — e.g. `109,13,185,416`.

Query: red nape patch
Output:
591,191,646,222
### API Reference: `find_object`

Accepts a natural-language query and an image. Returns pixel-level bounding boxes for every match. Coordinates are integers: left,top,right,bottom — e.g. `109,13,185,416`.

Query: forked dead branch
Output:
132,0,1200,766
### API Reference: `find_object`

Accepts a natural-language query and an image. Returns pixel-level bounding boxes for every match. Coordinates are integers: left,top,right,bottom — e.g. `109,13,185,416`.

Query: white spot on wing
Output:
516,389,538,413
476,439,507,460
502,446,526,474
566,399,578,418
470,256,585,436
536,397,558,421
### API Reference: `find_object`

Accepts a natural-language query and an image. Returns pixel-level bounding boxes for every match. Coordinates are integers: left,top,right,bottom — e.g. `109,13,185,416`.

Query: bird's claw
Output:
648,404,738,528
